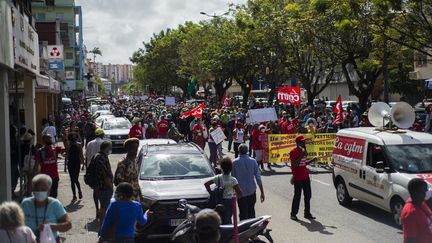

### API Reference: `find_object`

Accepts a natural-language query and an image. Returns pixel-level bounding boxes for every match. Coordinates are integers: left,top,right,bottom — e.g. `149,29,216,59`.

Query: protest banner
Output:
210,127,227,145
267,133,336,163
247,108,278,124
277,86,301,106
165,96,175,106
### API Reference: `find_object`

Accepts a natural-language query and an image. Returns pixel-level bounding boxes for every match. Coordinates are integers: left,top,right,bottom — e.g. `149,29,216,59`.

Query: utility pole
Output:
383,35,389,104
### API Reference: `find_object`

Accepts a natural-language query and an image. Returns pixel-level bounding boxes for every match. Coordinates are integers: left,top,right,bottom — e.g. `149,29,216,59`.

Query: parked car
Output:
136,143,215,240
101,117,132,148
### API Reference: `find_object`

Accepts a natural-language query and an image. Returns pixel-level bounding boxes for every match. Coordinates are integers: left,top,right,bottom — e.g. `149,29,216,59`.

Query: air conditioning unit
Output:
409,71,419,80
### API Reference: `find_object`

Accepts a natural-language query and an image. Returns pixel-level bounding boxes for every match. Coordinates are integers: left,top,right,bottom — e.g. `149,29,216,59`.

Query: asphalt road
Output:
56,142,403,243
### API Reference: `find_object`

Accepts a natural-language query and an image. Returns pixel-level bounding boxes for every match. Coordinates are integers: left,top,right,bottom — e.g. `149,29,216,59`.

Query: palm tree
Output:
89,47,102,63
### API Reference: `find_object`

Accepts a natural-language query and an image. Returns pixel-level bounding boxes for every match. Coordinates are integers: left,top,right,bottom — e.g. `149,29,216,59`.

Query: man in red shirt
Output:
35,134,65,198
401,178,432,243
157,115,169,138
289,135,316,221
129,117,144,139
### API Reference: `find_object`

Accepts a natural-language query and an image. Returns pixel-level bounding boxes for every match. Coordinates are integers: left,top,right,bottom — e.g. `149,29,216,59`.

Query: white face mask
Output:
106,149,112,155
33,191,48,202
425,189,432,201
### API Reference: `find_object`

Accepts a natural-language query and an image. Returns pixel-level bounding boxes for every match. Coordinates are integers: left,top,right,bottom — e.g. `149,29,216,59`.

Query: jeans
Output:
208,142,218,166
233,142,241,158
290,178,312,217
237,193,256,220
221,198,233,224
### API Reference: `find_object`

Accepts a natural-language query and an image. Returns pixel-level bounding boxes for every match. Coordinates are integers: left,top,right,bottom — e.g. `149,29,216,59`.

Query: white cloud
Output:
76,0,246,64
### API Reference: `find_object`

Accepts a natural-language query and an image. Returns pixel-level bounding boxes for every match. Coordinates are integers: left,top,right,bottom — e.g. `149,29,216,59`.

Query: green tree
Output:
89,47,102,63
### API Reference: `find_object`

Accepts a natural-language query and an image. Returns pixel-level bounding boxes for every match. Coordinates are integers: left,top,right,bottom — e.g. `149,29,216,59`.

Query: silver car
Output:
101,117,132,148
136,143,214,240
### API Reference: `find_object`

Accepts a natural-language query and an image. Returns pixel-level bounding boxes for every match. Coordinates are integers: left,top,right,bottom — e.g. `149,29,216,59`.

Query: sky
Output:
76,0,246,65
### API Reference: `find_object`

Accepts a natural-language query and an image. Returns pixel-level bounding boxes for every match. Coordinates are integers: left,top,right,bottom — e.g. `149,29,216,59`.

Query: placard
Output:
165,96,175,106
210,127,226,145
247,108,278,124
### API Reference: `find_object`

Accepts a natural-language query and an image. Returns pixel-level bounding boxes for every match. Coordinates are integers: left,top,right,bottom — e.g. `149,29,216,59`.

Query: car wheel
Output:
336,179,352,206
391,198,404,227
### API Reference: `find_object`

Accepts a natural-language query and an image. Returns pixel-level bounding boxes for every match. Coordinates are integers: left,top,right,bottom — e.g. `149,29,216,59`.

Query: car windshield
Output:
103,120,131,130
386,144,432,173
139,154,213,180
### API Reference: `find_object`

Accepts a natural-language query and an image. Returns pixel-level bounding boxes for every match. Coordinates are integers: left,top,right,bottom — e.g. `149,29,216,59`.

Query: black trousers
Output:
50,177,59,198
208,142,218,166
233,142,241,158
238,193,256,220
68,164,82,196
291,178,312,217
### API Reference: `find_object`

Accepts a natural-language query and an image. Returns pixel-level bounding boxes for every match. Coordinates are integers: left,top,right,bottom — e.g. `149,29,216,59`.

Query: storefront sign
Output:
47,45,64,59
12,6,39,74
48,60,64,71
0,1,14,68
66,70,75,80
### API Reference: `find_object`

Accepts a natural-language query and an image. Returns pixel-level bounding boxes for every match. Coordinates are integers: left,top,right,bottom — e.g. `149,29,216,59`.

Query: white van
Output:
332,127,432,226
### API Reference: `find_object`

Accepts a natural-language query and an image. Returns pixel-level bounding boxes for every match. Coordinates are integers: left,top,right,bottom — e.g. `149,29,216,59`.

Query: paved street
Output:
55,141,403,242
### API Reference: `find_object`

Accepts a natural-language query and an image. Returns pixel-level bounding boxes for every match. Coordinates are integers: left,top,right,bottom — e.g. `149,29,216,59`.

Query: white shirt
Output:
213,174,239,199
42,125,57,143
233,128,245,143
85,137,104,165
0,226,36,243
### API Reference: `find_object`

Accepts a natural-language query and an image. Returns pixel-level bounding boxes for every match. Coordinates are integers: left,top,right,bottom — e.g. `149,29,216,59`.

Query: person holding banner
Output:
208,122,219,167
289,135,317,221
193,119,208,150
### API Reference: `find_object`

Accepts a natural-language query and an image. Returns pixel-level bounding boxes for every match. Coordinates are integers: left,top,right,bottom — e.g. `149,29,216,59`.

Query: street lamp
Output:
200,11,229,18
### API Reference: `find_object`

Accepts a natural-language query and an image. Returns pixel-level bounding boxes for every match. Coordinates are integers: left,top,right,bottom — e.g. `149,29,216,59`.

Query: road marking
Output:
312,179,331,186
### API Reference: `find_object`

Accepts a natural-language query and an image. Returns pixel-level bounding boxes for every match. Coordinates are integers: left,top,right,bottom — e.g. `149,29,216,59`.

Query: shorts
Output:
255,150,263,162
99,189,113,208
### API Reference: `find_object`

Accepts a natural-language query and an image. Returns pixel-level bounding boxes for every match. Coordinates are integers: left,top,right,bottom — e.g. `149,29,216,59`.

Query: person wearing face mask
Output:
167,122,183,143
401,178,432,243
21,174,72,242
92,141,114,223
35,134,65,198
193,118,208,150
99,182,150,243
114,138,141,201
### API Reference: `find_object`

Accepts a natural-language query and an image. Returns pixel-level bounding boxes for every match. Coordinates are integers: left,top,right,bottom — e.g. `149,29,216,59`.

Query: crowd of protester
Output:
3,94,432,242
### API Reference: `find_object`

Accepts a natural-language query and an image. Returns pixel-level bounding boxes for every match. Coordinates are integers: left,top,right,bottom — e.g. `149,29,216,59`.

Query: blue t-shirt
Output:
100,200,147,238
21,197,67,238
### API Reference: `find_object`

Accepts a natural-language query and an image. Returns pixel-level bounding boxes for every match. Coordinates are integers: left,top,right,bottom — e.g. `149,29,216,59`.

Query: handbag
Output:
22,145,38,174
208,175,224,208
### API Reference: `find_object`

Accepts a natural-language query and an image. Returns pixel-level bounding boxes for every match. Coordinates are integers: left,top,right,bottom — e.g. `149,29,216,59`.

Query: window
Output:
36,13,45,21
65,52,73,59
367,143,386,168
56,13,64,21
416,53,428,67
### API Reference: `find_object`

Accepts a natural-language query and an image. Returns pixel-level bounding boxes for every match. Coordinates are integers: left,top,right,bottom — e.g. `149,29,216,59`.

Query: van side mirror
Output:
375,161,385,173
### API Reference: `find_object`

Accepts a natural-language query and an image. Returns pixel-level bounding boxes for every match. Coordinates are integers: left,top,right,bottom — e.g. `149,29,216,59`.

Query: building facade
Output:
90,62,134,83
32,0,85,97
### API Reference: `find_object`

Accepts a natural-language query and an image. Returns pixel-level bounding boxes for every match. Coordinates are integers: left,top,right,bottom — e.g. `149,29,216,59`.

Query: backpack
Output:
84,154,99,189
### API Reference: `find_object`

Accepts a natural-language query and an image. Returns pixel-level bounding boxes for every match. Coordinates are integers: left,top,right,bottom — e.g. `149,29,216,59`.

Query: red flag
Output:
332,95,343,125
277,86,301,106
181,102,205,119
221,93,231,107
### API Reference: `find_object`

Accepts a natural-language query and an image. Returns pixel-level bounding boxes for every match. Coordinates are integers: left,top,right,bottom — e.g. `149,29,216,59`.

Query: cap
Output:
124,138,140,148
259,125,266,130
295,135,306,142
95,128,105,136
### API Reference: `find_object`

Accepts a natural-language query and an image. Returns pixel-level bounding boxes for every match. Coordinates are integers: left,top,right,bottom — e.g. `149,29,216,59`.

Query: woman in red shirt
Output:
193,119,208,150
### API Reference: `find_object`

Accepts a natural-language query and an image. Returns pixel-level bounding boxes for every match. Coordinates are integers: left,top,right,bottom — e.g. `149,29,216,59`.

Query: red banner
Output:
181,102,205,119
332,95,343,125
277,86,301,106
333,136,365,161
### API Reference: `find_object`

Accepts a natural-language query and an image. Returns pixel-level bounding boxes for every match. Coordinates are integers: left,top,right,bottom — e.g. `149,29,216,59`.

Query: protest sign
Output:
278,86,301,106
210,127,226,145
165,96,175,106
247,108,278,124
267,133,336,163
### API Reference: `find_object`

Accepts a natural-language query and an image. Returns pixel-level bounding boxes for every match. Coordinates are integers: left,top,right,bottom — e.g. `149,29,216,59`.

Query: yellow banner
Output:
268,133,336,163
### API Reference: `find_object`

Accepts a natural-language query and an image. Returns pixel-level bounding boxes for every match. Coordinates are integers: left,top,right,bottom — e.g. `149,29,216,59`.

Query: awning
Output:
36,74,61,94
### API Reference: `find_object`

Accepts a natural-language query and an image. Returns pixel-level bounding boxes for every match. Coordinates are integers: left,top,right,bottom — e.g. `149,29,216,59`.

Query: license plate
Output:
114,140,123,144
169,219,186,226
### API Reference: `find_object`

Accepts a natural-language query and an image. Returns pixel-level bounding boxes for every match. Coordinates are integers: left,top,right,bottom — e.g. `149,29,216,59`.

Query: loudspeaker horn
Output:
391,102,415,129
368,102,391,127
